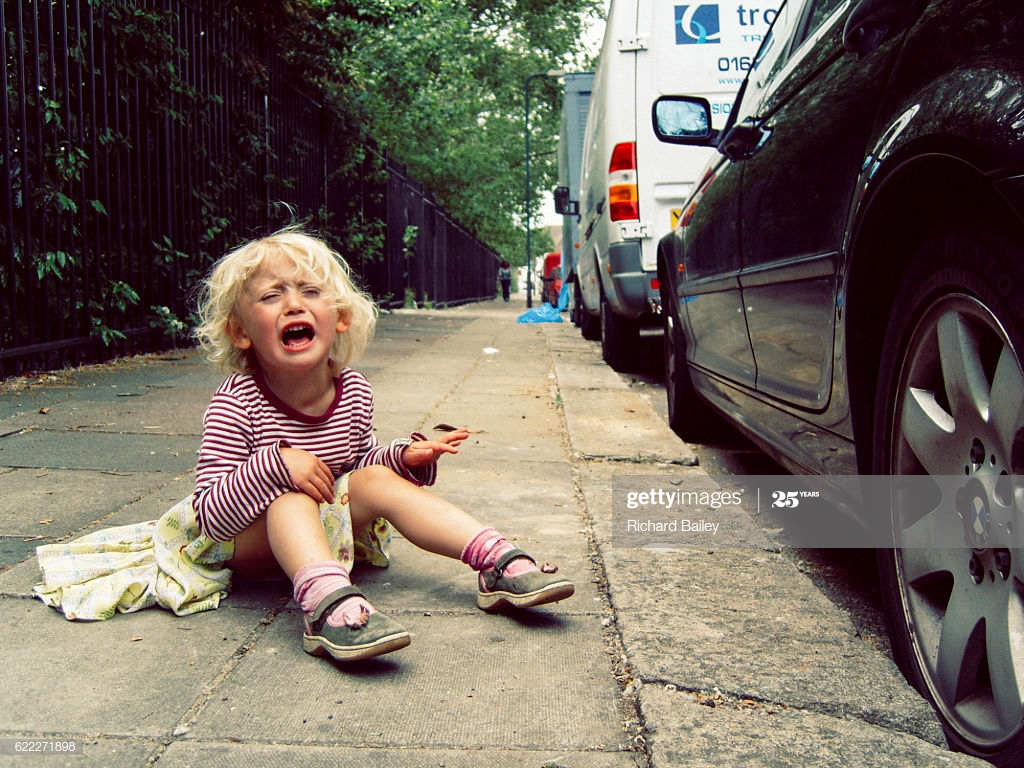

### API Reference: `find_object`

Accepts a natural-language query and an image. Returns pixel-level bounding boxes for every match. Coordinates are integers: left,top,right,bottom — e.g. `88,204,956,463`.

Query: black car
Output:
652,0,1024,763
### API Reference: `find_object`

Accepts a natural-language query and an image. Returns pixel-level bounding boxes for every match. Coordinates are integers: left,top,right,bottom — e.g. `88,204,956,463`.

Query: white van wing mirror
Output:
652,96,717,146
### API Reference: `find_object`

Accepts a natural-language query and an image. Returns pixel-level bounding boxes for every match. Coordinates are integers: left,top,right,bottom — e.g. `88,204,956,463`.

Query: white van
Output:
575,0,779,369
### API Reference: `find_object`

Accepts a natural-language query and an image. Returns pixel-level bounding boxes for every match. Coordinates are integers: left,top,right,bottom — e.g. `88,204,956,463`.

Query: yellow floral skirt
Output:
34,473,391,621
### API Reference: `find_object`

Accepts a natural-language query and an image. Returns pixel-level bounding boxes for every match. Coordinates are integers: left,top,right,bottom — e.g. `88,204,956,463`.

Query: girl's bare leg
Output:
229,490,386,640
227,491,334,580
347,464,484,557
348,465,574,611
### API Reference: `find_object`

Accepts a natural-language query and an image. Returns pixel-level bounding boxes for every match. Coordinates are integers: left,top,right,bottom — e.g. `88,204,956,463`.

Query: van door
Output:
642,1,781,271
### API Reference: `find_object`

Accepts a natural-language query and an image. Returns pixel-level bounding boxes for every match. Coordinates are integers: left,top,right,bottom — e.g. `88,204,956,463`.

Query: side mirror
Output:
652,96,717,146
553,186,578,216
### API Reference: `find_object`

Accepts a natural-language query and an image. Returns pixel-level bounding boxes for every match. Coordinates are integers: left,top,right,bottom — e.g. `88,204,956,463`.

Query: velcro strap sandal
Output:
477,548,575,612
302,586,411,662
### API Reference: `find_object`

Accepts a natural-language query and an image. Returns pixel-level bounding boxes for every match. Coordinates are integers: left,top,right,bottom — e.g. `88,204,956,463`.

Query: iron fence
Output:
355,156,497,310
1,0,499,377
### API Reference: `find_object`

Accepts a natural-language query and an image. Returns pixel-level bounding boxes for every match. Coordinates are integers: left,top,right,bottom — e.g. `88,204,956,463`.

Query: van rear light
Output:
608,142,639,221
609,142,636,173
609,183,639,220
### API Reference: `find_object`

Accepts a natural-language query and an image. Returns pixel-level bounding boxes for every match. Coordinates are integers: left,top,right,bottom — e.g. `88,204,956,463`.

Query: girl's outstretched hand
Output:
402,428,470,468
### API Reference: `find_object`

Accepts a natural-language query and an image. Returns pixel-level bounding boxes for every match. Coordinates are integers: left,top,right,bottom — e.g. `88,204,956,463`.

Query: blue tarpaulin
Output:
557,280,570,311
517,302,562,323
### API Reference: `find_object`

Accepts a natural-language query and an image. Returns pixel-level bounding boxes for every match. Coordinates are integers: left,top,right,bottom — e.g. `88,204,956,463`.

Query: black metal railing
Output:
1,0,498,377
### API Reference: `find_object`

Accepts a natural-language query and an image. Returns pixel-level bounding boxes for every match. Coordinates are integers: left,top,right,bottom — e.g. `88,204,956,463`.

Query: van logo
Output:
675,4,721,45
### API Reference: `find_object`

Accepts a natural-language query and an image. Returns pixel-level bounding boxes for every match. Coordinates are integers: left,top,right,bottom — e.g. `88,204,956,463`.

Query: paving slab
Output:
0,739,161,768
640,685,982,768
0,474,198,595
0,467,171,535
0,388,213,436
155,742,641,767
0,430,197,473
571,458,948,747
435,456,577,522
546,327,697,466
0,600,265,737
186,610,624,751
0,353,220,416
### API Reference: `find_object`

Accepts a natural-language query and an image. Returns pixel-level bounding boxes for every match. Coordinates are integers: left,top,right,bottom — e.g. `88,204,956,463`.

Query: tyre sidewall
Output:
874,222,1024,764
600,296,638,370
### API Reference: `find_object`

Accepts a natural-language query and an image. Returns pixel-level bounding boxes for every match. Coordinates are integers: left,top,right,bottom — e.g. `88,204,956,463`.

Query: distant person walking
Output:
498,259,512,301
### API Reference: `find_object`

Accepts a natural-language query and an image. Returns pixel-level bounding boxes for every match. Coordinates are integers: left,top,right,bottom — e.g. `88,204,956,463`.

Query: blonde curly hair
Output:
194,226,377,375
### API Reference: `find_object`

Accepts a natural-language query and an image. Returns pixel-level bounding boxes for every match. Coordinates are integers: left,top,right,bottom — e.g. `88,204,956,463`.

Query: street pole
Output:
524,69,565,309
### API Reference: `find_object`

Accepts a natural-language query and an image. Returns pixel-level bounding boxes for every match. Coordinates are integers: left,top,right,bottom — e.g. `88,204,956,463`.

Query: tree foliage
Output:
350,0,602,263
3,0,600,371
233,0,603,265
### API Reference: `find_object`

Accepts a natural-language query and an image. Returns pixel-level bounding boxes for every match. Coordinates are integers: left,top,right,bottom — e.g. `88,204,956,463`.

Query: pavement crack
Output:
638,677,945,746
413,322,497,432
543,328,653,767
643,678,790,714
575,452,700,466
155,605,284,760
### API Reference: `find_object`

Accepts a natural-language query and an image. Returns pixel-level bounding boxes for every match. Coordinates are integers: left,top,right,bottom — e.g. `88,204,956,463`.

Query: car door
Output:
735,0,904,411
674,153,755,385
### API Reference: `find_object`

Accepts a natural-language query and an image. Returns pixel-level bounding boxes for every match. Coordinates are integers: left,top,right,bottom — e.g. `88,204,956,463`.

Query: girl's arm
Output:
193,393,295,541
346,374,437,486
353,427,438,487
401,429,470,467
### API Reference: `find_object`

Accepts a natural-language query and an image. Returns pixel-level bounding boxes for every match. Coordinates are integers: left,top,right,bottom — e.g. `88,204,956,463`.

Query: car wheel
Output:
601,296,639,370
661,278,717,441
874,223,1024,766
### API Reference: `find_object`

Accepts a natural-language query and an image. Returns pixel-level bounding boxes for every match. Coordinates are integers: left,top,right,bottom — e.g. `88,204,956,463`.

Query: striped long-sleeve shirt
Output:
193,369,435,542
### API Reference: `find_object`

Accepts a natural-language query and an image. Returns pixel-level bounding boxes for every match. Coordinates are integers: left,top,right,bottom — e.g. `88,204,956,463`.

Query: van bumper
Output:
606,241,659,318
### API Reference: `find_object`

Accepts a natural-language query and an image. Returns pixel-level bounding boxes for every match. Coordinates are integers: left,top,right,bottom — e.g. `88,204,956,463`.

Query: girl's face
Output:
227,252,349,378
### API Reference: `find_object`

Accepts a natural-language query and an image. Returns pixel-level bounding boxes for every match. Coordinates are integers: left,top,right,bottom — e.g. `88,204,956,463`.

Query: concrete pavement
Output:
0,298,989,767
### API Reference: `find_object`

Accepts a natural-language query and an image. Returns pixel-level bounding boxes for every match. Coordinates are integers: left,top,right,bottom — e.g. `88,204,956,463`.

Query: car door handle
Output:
843,0,923,57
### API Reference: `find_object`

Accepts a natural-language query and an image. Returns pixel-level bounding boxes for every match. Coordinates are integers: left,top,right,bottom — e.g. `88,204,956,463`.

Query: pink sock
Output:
293,561,376,628
460,527,537,577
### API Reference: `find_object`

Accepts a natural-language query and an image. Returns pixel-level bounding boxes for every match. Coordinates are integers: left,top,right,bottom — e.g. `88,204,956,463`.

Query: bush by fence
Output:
1,0,498,378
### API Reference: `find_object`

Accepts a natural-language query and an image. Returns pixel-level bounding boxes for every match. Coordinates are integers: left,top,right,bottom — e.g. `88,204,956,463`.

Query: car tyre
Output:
600,295,639,370
874,221,1024,767
661,278,718,441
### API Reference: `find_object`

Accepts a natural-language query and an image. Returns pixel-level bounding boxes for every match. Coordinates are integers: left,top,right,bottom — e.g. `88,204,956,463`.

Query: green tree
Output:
345,0,602,265
229,0,602,266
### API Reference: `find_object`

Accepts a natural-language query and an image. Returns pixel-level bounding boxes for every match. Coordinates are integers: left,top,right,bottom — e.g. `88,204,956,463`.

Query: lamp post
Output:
524,68,565,308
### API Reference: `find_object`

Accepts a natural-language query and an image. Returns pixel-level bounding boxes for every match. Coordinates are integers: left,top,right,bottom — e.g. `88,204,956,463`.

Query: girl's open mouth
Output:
281,323,315,349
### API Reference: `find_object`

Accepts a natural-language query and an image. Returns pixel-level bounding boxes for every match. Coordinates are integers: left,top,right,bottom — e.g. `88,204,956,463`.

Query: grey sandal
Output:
302,586,411,661
477,549,575,611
